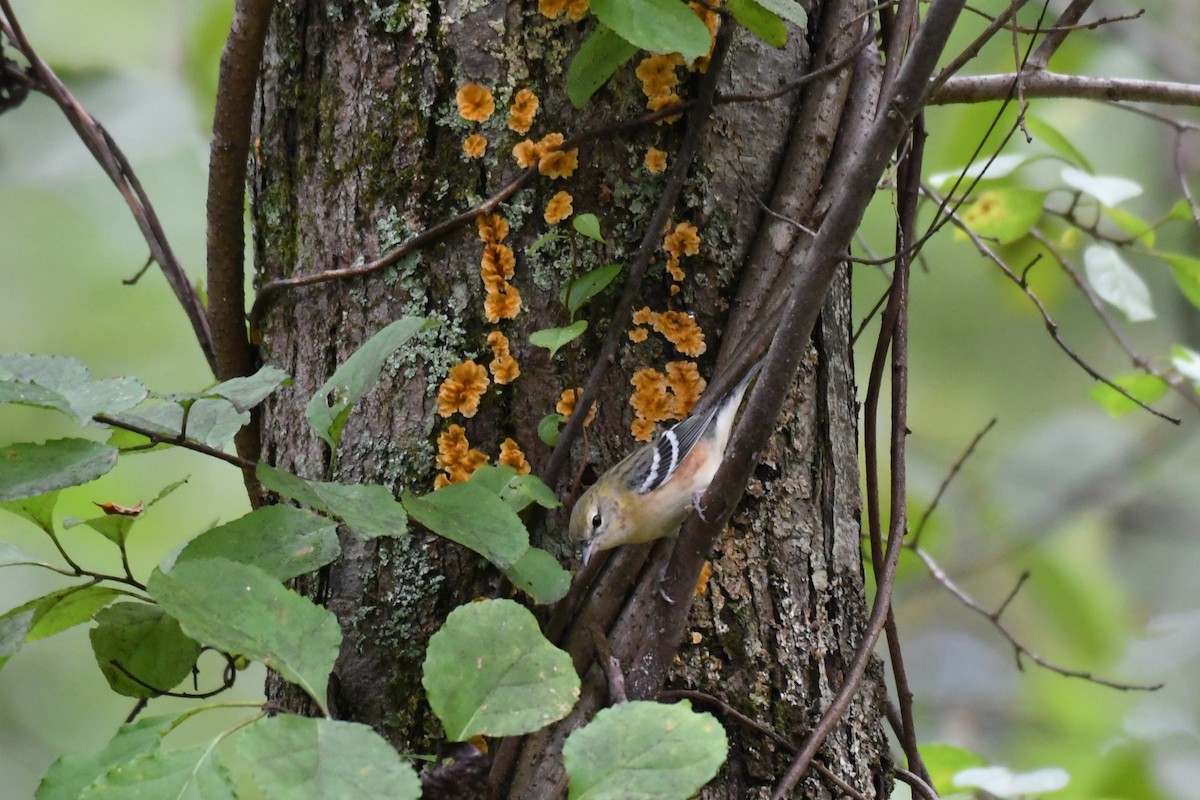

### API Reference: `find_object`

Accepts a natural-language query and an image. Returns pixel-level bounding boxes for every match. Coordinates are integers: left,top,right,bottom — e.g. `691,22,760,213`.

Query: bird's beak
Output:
582,540,597,569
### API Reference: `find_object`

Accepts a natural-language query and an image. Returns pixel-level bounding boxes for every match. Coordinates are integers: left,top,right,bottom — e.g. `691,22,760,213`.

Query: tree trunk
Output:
250,0,888,795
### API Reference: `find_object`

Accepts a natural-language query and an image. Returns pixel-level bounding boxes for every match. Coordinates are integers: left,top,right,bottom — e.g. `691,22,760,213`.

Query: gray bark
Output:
250,0,888,795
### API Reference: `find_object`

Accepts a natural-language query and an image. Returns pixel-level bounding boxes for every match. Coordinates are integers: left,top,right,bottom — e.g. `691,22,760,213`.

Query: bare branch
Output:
0,1,216,373
912,546,1163,691
912,418,997,547
933,71,1200,106
94,413,257,470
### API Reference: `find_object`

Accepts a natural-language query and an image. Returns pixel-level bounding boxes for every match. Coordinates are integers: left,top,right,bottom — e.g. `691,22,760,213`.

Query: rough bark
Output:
250,0,888,795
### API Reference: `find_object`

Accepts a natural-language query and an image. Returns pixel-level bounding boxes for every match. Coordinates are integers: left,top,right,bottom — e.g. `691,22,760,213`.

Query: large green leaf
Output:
304,316,437,449
238,715,421,800
21,584,125,641
105,398,249,451
0,439,118,501
147,558,340,712
402,482,528,569
423,599,579,739
0,354,146,424
566,24,638,107
173,505,341,580
256,463,408,539
563,701,728,799
37,715,176,800
90,603,202,698
590,0,712,59
79,741,234,800
560,264,624,314
958,188,1045,245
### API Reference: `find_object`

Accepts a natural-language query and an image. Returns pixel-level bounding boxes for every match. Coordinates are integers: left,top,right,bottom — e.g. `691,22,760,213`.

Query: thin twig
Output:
911,418,997,546
110,652,237,700
895,767,942,800
0,1,216,373
924,184,1181,424
94,413,257,470
911,546,1163,691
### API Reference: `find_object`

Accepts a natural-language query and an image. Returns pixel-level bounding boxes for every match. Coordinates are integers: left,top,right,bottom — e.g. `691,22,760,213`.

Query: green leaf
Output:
0,541,56,570
90,603,202,698
502,547,572,605
563,700,728,799
501,475,562,512
147,558,341,712
0,438,118,501
530,320,588,358
590,0,712,60
465,464,520,495
0,607,35,670
529,231,567,254
538,413,566,447
105,398,249,451
566,23,639,108
1061,166,1142,207
305,316,437,449
79,741,235,800
1025,115,1092,172
1083,245,1154,322
16,584,125,642
1089,372,1169,416
173,505,341,581
423,599,579,739
0,354,146,424
1156,251,1200,309
1168,197,1196,221
67,478,187,547
726,0,787,47
561,264,624,313
1102,206,1156,248
572,213,604,243
0,490,59,533
402,482,528,569
256,463,408,540
238,715,421,800
751,0,807,27
206,365,290,412
37,715,176,800
919,743,987,796
958,188,1045,244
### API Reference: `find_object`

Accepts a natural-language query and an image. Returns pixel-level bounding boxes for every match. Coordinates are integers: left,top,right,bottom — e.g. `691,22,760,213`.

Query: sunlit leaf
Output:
423,599,579,739
1102,206,1155,248
1170,344,1200,385
590,0,713,60
1089,372,1169,416
572,213,604,243
958,188,1045,244
1061,166,1142,207
1156,251,1200,309
919,743,987,796
0,439,118,502
1083,245,1154,322
13,584,124,642
563,700,728,799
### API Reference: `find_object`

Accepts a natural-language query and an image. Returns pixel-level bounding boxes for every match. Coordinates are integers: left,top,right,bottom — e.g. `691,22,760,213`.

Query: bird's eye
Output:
591,511,602,531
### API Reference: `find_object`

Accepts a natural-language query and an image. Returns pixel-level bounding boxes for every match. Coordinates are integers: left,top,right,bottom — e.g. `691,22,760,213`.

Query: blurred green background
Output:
1,1,1198,798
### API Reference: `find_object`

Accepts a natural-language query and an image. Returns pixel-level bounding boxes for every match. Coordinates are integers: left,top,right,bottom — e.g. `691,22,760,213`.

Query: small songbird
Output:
570,360,763,567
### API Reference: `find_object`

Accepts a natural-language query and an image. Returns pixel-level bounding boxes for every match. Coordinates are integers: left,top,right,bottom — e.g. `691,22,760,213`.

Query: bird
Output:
569,359,763,568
